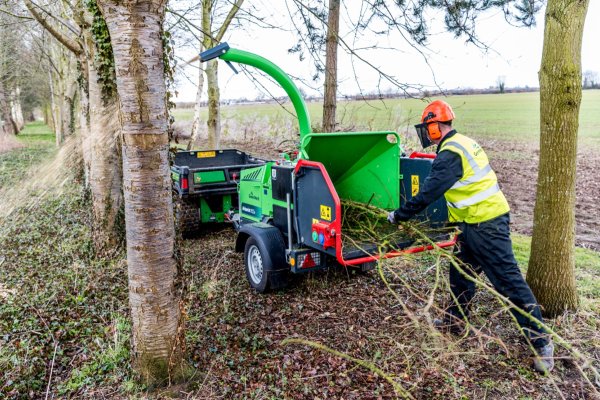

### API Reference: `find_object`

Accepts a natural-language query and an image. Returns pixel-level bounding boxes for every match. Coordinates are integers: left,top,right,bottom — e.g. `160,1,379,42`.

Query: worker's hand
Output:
388,209,411,224
387,211,397,224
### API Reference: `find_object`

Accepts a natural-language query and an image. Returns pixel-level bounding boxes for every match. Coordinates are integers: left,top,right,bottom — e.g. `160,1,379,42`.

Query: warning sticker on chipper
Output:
411,175,419,196
197,151,216,158
320,205,332,221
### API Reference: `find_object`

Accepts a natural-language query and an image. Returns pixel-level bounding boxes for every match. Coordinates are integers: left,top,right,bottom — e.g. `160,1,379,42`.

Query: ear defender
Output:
420,101,455,142
427,122,442,140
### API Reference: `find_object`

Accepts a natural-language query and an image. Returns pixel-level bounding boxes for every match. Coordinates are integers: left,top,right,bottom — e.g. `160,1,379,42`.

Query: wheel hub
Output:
247,245,263,284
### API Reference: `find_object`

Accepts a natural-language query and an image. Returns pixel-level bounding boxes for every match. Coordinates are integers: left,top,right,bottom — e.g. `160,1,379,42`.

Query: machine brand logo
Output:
241,203,261,217
249,192,260,201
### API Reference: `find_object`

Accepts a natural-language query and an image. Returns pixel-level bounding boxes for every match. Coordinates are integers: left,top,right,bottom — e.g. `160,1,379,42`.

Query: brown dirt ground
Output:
484,139,600,251
177,228,599,400
170,137,600,400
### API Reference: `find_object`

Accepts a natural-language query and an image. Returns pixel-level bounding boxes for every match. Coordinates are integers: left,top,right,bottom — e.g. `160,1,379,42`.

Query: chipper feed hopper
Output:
194,43,456,292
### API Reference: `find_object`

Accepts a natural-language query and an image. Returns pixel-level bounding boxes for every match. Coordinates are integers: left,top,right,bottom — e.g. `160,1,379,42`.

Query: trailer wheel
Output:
175,197,200,236
244,237,289,293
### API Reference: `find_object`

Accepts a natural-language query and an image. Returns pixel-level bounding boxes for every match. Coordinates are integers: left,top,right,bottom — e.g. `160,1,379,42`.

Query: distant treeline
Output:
175,85,598,109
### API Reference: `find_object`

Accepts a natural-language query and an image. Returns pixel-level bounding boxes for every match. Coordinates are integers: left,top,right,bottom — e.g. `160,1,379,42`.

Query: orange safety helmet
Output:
421,100,455,140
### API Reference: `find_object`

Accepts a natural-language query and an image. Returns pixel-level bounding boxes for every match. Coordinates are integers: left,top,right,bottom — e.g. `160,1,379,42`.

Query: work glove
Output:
388,209,411,224
387,211,397,224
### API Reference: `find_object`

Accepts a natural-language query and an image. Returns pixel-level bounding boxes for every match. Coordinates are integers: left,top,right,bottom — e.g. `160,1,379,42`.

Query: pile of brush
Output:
340,200,455,253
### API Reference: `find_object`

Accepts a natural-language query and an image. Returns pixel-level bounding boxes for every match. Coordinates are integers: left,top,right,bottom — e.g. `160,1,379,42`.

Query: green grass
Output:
0,122,56,189
15,121,56,146
512,233,600,308
173,90,600,144
0,184,134,398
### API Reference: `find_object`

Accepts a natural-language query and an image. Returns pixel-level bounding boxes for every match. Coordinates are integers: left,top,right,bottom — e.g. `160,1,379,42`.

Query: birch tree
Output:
97,0,184,383
527,0,590,317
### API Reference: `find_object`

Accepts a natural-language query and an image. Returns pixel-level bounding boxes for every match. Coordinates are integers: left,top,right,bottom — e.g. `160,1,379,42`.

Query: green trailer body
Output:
171,149,266,230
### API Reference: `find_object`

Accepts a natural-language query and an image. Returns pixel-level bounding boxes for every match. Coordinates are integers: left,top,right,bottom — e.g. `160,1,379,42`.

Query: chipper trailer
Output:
172,43,457,292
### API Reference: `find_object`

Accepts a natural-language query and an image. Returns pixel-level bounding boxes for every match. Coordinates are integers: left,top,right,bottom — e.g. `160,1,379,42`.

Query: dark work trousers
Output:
448,213,549,349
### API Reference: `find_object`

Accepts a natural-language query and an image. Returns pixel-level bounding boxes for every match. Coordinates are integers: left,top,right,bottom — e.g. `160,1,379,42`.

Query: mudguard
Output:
235,223,288,271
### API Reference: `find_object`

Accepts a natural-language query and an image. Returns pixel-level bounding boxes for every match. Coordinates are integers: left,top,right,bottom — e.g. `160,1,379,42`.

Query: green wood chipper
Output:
172,43,456,292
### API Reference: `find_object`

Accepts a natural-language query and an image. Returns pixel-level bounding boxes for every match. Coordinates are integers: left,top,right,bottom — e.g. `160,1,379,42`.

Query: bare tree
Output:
527,0,589,317
497,75,506,94
96,0,184,384
183,0,244,149
286,0,542,130
322,0,340,132
583,70,598,89
0,5,23,136
0,80,15,136
24,0,123,254
22,0,80,145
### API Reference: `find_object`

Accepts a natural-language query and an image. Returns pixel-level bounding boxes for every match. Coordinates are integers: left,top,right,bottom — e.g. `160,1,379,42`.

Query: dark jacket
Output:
394,130,463,221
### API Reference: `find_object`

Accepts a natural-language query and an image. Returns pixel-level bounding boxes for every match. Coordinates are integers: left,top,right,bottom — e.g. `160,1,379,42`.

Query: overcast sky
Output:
174,1,600,102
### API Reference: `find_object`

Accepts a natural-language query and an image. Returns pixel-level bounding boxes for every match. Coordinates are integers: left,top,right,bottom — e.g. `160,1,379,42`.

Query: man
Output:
387,100,554,373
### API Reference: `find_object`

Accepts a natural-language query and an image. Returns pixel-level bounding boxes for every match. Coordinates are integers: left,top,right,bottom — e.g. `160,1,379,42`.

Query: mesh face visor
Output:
415,123,433,149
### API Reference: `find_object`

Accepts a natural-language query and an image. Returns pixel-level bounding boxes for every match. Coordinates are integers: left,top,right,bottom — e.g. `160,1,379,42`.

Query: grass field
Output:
0,122,56,189
173,90,600,144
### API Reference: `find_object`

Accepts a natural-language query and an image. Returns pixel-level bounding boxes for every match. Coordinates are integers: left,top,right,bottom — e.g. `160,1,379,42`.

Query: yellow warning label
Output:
197,151,216,158
312,218,319,225
320,205,332,221
411,175,420,196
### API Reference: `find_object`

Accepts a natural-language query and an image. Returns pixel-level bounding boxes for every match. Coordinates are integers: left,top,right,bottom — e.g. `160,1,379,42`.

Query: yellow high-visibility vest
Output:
440,133,510,223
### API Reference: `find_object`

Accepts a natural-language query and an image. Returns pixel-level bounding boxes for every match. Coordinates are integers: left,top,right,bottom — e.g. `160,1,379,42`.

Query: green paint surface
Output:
301,131,401,210
194,170,225,184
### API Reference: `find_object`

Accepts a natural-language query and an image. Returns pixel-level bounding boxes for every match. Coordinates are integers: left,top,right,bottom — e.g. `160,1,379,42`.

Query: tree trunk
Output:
322,0,340,133
98,0,183,384
48,65,63,144
205,59,220,149
43,105,50,126
188,43,205,150
11,88,25,132
77,51,92,188
79,67,92,187
88,60,123,253
62,79,78,138
0,80,15,136
193,0,242,150
527,0,589,317
200,0,220,149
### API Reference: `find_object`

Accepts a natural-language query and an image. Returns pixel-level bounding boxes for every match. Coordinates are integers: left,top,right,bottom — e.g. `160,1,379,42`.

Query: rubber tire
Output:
175,197,200,236
243,237,290,293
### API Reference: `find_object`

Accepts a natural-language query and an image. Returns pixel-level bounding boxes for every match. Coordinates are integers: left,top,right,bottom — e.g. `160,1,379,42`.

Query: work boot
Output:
533,341,555,373
433,314,468,336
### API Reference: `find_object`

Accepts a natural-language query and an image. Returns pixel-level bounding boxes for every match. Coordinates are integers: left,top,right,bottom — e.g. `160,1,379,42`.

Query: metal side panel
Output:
400,157,449,225
294,161,340,258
